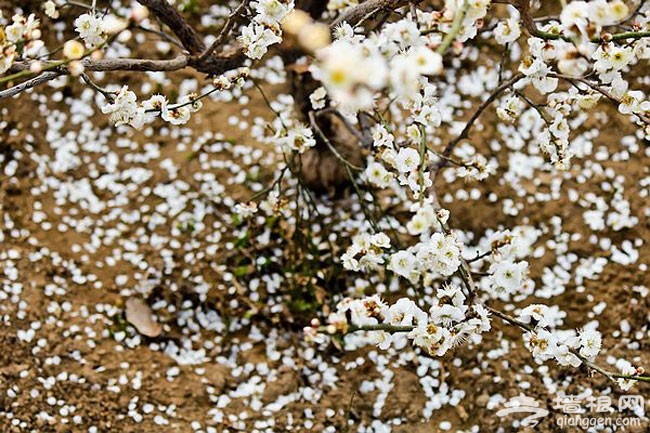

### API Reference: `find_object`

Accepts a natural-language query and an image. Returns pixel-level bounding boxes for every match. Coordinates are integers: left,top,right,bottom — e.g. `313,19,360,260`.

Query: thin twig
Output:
331,0,421,28
80,73,116,102
436,73,525,170
551,73,650,124
308,111,363,171
136,25,184,48
199,0,250,61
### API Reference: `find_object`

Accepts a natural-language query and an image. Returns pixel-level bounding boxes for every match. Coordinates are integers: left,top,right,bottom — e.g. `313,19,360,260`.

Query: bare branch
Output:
86,55,190,71
189,48,248,76
199,0,251,61
11,49,248,77
0,72,62,100
11,55,189,74
331,0,419,28
136,0,206,53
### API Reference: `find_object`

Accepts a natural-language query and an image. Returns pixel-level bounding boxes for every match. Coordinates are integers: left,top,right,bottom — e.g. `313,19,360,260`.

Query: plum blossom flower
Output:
578,329,602,358
526,329,558,360
388,250,418,280
309,87,327,110
406,46,443,75
162,105,191,125
494,18,521,45
239,23,282,60
43,1,59,19
252,0,293,26
385,298,426,326
278,125,316,153
365,162,393,188
63,40,84,60
616,360,641,391
618,90,650,115
496,94,524,123
74,13,105,48
394,147,421,173
101,85,138,127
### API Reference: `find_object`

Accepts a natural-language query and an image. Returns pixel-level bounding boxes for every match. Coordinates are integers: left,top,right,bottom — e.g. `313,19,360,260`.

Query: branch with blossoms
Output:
1,0,416,102
5,0,650,141
299,177,643,389
305,276,650,390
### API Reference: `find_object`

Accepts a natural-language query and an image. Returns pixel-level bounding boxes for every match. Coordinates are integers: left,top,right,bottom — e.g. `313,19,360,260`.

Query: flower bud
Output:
63,40,85,60
437,209,450,224
29,61,43,73
68,60,85,76
212,75,232,90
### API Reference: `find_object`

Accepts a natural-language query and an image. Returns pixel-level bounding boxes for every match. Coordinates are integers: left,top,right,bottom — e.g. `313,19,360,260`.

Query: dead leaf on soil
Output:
125,298,162,338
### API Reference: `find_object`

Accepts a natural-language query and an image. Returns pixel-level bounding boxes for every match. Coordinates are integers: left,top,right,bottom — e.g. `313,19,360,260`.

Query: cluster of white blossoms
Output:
101,68,249,129
356,0,650,172
560,0,629,37
307,287,491,357
467,0,650,171
590,39,650,136
521,304,603,368
328,207,555,364
6,0,650,406
474,228,537,301
311,20,443,113
250,86,319,155
0,13,43,73
389,231,463,284
74,13,107,48
341,232,391,273
212,67,250,91
227,0,650,394
364,122,440,197
443,0,491,42
496,94,525,124
234,189,291,222
518,40,559,95
101,86,144,128
341,206,461,285
239,0,294,60
276,124,316,154
102,87,200,129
